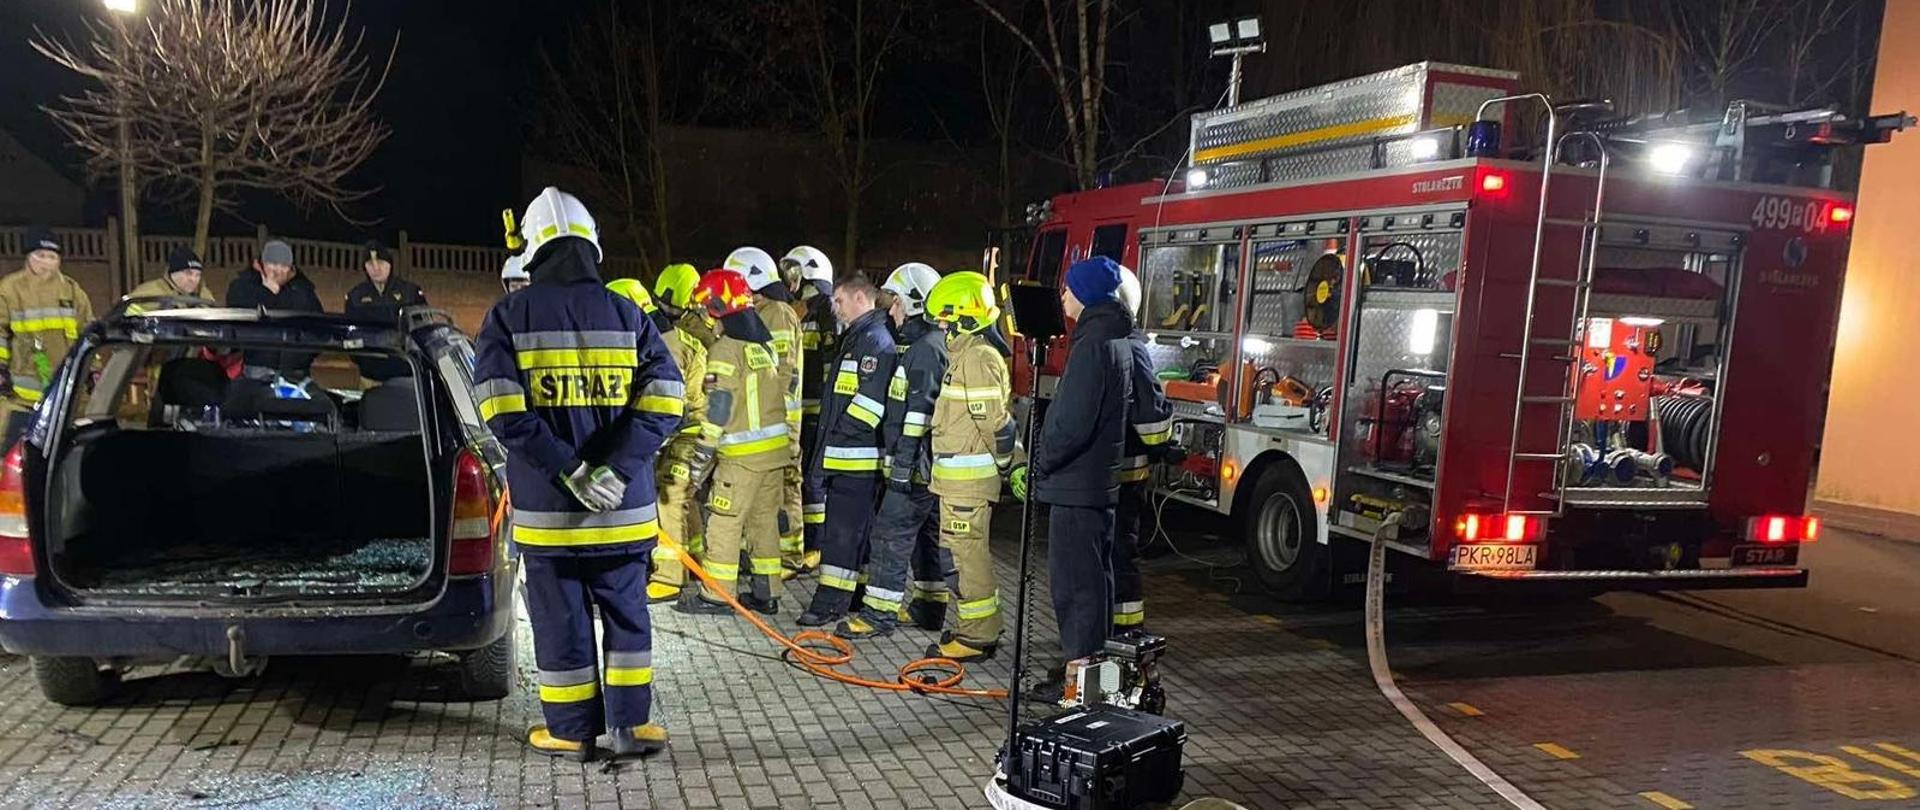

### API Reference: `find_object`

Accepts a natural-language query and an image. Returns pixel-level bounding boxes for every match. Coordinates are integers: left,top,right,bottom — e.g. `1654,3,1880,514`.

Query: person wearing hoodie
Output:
225,239,323,380
474,187,684,761
1111,265,1174,634
345,240,428,382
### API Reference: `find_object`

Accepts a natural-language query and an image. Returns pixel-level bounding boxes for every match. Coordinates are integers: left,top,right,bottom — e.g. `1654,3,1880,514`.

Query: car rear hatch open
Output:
36,312,445,605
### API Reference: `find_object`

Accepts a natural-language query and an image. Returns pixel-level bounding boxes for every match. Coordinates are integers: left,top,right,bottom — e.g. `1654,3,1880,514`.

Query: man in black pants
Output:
1025,256,1134,689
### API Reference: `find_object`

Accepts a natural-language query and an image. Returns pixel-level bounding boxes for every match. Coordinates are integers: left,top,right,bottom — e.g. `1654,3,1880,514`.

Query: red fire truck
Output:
1003,62,1908,600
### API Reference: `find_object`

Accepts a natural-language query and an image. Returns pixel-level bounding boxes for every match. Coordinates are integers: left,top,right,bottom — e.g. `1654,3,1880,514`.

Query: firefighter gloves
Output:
562,463,627,512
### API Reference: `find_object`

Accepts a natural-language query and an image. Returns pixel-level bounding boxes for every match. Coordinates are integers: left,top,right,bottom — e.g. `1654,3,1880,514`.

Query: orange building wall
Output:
1817,0,1920,516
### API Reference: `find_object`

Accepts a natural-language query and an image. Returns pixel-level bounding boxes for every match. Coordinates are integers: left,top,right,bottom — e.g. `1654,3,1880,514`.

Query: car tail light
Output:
449,449,497,576
1455,512,1545,543
0,443,33,576
1746,514,1819,544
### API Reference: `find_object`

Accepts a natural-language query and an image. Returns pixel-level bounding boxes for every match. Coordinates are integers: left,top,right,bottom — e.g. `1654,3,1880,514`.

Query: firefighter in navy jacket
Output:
837,263,952,640
474,188,684,762
1024,256,1134,669
782,245,838,571
797,275,897,626
1112,265,1173,632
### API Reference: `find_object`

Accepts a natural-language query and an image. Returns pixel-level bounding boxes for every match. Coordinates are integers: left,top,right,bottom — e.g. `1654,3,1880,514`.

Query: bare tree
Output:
1779,0,1858,105
1674,0,1787,107
540,0,679,271
36,0,393,255
755,0,912,271
970,0,1115,190
31,12,168,291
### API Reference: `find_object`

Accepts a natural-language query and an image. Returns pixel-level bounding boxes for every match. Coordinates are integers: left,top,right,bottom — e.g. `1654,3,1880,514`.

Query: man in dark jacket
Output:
1028,256,1134,670
225,239,323,380
797,274,897,627
345,240,428,382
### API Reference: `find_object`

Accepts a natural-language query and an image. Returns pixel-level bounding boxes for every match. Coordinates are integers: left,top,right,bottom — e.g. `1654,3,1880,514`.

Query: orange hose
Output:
657,534,1008,700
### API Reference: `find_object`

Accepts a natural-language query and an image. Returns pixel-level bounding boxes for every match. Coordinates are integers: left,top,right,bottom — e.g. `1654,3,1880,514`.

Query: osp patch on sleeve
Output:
968,401,989,418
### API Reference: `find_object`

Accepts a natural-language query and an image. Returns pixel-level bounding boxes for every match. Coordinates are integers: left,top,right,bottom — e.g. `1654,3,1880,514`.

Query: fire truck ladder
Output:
1503,130,1612,517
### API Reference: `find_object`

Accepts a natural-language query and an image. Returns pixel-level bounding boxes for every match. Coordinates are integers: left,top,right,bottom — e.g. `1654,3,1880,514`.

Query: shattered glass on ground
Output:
87,537,432,597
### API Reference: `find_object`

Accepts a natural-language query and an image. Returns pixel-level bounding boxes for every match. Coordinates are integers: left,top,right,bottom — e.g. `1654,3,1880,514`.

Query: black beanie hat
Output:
22,226,59,256
167,245,204,274
364,239,395,264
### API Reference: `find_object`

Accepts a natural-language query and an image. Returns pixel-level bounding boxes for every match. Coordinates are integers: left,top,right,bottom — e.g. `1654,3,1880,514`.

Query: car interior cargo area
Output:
44,342,435,601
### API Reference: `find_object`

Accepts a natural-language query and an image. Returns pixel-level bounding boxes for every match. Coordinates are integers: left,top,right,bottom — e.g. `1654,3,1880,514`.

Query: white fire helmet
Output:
723,247,781,292
1117,264,1142,319
519,186,601,261
500,253,529,289
882,262,942,317
781,246,835,284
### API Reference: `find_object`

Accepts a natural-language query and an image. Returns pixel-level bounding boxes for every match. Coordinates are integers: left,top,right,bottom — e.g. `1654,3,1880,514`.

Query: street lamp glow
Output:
1649,143,1694,175
103,0,138,13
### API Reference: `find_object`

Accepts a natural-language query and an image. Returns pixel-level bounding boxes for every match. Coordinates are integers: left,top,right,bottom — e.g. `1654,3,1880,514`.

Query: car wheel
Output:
454,628,515,701
32,656,121,707
1242,464,1328,602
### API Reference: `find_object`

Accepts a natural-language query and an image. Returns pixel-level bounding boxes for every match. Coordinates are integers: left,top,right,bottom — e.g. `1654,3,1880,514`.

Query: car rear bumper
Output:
0,571,514,660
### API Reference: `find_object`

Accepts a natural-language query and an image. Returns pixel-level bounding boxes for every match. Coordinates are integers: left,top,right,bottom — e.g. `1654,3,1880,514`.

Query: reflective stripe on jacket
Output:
0,269,93,406
928,332,1013,503
700,335,789,471
474,243,683,555
810,308,895,477
884,317,946,485
1119,328,1173,484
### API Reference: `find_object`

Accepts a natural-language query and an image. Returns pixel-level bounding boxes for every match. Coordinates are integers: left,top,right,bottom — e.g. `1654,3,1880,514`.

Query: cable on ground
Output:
657,533,1008,700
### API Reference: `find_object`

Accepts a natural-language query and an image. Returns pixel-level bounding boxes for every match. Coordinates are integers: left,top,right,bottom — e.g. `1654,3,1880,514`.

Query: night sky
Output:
0,0,547,245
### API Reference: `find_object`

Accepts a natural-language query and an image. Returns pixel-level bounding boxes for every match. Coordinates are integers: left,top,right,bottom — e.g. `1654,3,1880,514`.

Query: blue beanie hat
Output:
1066,256,1122,305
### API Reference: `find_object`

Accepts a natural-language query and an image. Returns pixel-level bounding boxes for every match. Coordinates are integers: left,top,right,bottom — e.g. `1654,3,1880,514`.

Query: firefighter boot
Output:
607,723,669,759
647,582,681,603
526,725,595,762
925,631,996,663
835,609,896,640
737,574,780,616
674,589,733,616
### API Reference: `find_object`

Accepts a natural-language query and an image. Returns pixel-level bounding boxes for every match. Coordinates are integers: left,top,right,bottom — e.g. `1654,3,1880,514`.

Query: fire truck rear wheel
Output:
1243,465,1327,602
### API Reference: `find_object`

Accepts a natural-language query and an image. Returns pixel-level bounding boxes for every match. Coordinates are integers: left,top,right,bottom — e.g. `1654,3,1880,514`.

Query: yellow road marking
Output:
1447,702,1484,717
1638,791,1693,809
1534,742,1581,760
1841,743,1920,779
1741,749,1917,800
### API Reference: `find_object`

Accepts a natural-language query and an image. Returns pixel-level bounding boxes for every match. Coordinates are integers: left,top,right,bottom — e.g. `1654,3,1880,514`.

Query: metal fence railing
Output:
2,224,624,278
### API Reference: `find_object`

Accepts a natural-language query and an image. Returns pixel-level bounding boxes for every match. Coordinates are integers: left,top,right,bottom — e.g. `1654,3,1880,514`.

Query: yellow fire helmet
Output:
926,271,1000,335
606,277,656,313
653,263,701,310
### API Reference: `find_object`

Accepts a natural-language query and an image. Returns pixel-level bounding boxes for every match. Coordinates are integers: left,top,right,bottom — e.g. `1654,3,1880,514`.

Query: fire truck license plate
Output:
1449,543,1538,571
1731,544,1799,567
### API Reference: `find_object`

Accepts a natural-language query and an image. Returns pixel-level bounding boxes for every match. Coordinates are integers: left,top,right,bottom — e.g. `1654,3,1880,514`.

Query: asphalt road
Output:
1360,527,1920,809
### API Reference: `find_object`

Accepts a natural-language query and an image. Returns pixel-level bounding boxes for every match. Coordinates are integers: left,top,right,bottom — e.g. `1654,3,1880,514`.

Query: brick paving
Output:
1,516,1916,808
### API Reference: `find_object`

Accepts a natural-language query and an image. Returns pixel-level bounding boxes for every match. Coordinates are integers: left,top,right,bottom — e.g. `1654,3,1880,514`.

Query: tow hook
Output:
217,625,268,678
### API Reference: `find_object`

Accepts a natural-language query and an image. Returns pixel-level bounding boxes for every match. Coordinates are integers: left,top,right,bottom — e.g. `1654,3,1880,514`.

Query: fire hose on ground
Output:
653,532,1009,700
1366,513,1544,810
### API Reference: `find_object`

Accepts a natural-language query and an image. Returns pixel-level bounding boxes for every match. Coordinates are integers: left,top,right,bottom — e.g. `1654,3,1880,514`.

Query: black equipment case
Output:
1005,705,1187,810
